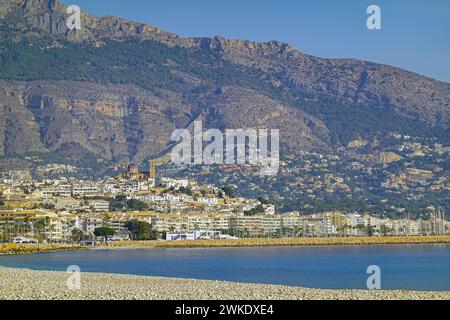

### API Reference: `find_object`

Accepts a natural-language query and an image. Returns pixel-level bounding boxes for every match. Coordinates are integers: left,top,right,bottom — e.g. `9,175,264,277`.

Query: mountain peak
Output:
0,0,68,35
0,0,183,43
0,0,449,169
0,0,61,13
1,0,298,57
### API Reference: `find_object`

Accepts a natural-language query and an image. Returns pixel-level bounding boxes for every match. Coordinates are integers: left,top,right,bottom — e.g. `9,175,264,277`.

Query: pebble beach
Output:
0,267,449,300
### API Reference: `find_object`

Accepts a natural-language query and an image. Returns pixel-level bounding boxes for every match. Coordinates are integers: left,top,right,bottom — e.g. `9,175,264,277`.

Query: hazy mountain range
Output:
0,0,449,169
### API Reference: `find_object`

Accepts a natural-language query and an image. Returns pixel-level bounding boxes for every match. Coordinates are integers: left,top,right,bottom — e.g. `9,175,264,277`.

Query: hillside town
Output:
0,159,448,245
176,134,450,217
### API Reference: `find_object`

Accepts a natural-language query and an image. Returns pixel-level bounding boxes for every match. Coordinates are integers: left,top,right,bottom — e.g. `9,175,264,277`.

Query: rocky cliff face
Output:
0,80,189,163
0,0,449,168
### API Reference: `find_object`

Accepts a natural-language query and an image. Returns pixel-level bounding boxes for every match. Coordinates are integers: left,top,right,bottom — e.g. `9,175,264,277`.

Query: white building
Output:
160,178,189,189
165,230,221,241
72,184,101,198
89,200,110,212
197,197,219,205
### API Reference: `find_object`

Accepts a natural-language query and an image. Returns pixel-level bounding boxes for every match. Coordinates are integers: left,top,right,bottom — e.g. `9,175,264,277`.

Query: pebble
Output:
0,267,448,300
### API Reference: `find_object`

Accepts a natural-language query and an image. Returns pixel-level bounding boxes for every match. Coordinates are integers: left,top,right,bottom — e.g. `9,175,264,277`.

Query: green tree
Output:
108,196,126,211
116,195,127,202
244,205,265,216
380,225,390,237
366,226,375,237
126,199,149,211
221,186,235,198
109,196,149,212
179,187,192,196
71,228,85,244
33,219,48,243
94,227,116,244
124,220,158,240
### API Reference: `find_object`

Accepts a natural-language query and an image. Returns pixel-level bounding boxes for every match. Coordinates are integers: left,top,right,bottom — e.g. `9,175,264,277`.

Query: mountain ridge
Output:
0,0,449,169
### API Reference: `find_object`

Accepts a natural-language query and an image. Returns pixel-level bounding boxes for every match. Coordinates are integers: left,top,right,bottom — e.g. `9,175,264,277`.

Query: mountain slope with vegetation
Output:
0,0,449,169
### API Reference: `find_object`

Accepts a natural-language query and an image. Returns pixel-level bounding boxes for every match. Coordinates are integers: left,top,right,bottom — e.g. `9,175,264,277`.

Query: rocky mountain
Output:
0,0,449,170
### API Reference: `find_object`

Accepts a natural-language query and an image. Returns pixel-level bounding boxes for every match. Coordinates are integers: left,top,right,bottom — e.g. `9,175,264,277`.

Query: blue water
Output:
1,244,449,291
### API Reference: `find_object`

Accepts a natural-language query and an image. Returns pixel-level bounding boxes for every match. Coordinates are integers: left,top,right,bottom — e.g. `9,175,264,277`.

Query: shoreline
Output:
104,235,450,250
1,236,449,255
0,244,85,256
0,266,449,300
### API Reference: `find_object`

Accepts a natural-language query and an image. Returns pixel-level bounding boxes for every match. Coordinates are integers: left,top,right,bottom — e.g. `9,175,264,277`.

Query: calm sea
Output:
1,244,449,291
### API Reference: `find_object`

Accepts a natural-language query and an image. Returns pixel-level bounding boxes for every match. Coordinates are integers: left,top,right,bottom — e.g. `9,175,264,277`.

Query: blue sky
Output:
64,0,450,82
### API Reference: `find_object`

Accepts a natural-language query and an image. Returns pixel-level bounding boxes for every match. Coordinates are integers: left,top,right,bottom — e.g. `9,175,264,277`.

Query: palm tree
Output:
49,223,57,244
34,219,48,244
293,226,301,238
24,217,31,234
102,213,111,227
